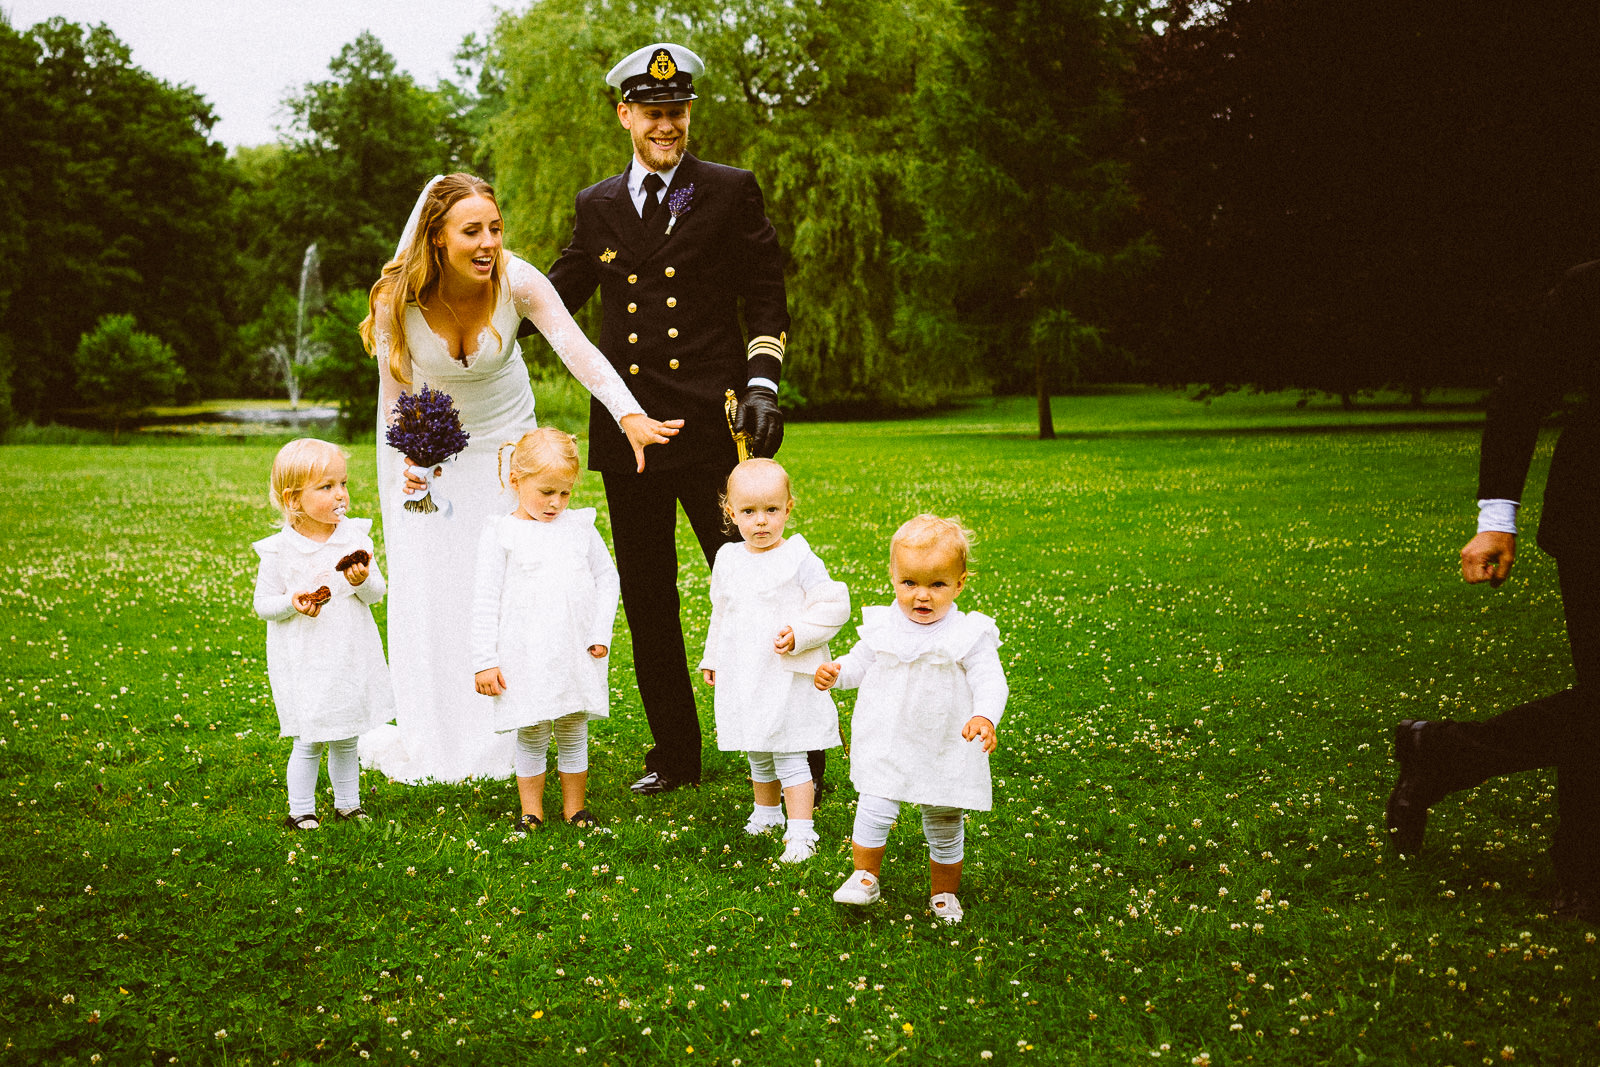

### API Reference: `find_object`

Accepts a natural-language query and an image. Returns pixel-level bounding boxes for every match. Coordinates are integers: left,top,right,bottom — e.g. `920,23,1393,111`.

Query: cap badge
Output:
600,248,617,263
649,48,678,81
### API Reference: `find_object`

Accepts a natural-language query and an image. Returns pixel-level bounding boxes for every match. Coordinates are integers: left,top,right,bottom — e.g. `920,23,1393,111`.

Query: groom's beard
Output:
632,128,687,171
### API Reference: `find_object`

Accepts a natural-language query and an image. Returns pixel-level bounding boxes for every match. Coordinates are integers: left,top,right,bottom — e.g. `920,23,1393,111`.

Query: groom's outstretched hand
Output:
736,386,784,458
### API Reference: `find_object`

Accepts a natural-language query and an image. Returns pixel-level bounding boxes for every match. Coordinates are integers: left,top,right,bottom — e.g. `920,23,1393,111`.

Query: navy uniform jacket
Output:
1477,261,1600,558
546,153,790,474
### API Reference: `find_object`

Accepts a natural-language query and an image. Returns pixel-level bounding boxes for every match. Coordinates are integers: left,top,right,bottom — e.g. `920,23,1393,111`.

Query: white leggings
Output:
287,737,360,816
851,793,966,863
747,750,813,788
515,714,590,778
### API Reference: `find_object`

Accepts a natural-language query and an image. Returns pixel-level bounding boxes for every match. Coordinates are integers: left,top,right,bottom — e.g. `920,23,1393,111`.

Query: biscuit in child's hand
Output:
335,549,371,573
306,586,332,607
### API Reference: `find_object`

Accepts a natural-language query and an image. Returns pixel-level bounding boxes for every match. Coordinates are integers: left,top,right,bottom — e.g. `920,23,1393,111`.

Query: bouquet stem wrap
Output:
401,460,453,516
386,385,470,517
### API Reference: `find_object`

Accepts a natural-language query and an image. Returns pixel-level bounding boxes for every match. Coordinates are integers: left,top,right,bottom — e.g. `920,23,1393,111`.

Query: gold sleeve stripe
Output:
746,333,786,362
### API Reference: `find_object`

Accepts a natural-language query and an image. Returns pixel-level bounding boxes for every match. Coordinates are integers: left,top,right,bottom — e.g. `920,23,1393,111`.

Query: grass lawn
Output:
2,388,1594,1065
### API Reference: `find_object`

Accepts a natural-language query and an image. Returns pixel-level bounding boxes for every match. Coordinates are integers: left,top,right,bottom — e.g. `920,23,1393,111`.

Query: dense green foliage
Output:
1119,0,1597,396
485,0,1146,417
302,289,384,442
0,17,231,418
70,314,186,436
0,3,1590,430
5,395,1598,1063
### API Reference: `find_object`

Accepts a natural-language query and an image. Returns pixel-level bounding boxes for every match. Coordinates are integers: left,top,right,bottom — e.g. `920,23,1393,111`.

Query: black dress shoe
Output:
630,771,696,796
1386,719,1435,855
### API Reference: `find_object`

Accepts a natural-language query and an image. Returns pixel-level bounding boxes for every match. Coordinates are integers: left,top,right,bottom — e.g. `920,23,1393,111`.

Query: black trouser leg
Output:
1427,557,1600,886
1553,558,1600,887
605,467,706,782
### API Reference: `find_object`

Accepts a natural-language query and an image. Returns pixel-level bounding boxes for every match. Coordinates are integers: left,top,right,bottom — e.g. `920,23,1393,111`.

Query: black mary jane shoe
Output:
512,812,543,836
335,807,370,822
567,808,600,829
283,813,321,831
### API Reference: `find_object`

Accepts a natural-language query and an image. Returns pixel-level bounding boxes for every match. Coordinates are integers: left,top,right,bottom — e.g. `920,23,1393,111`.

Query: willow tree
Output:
484,0,971,409
900,0,1151,438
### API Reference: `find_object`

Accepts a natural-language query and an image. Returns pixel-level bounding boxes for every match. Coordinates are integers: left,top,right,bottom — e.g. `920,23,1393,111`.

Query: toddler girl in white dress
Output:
252,439,393,830
472,429,619,832
701,459,850,863
815,515,1008,923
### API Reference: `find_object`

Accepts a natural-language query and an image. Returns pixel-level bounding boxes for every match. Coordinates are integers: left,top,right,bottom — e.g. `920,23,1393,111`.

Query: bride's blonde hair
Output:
360,173,507,385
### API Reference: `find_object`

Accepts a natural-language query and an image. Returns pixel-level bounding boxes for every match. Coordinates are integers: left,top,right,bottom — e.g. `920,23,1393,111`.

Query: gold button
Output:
664,267,675,278
669,359,680,370
628,364,639,375
666,297,677,308
668,328,679,338
628,274,638,284
628,333,638,344
628,302,637,313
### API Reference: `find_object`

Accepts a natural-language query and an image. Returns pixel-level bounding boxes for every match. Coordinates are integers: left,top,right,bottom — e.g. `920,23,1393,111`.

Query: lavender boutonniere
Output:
664,183,696,235
385,385,470,514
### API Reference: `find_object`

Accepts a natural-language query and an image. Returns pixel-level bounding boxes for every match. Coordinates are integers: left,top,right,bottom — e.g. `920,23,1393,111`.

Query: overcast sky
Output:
6,0,506,149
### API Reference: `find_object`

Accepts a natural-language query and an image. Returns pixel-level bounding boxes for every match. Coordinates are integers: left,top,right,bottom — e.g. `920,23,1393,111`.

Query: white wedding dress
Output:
362,255,641,783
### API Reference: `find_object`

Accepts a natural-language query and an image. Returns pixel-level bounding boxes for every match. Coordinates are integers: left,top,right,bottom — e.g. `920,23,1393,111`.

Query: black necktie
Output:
641,173,665,225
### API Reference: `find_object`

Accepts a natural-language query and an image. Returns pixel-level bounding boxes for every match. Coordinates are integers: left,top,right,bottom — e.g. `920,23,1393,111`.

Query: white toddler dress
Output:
252,518,394,742
700,534,850,752
470,508,620,733
833,605,1008,811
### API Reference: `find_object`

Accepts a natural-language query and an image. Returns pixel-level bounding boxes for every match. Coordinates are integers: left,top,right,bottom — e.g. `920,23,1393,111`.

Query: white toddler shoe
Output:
929,892,964,924
833,869,882,905
779,826,819,863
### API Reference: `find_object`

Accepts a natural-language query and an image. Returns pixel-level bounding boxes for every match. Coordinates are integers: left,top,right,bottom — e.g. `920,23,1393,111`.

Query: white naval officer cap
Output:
606,43,704,103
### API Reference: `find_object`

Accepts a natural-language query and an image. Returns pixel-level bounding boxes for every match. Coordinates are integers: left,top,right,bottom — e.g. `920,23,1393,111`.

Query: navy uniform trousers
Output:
1422,260,1600,890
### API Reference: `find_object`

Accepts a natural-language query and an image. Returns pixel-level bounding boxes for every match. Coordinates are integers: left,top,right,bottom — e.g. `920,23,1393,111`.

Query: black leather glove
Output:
734,386,784,458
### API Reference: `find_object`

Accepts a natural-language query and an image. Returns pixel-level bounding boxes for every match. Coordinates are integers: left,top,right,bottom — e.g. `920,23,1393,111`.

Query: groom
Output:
542,42,801,796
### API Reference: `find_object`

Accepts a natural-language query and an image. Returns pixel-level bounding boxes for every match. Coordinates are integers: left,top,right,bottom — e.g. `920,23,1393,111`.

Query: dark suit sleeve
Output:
546,191,602,317
1478,263,1600,501
734,170,790,386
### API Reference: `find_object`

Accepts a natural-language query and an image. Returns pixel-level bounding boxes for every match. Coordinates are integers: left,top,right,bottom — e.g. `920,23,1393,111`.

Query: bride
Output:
359,173,680,783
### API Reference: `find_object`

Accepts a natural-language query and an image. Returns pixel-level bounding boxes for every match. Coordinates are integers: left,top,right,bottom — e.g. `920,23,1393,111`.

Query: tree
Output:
221,33,483,401
1120,0,1600,396
900,0,1152,437
272,32,476,297
485,0,958,410
0,18,232,419
301,289,380,442
72,314,185,437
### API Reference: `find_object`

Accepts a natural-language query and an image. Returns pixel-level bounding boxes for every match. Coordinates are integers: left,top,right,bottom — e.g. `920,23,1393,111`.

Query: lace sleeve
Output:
373,310,406,428
507,256,643,426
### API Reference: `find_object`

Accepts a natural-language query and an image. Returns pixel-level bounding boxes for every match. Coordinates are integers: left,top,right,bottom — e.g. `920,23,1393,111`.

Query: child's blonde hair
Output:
890,514,976,576
498,427,581,489
718,458,795,532
269,438,346,528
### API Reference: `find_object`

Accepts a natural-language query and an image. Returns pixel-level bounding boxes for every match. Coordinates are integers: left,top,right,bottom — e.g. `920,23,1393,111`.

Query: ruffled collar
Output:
718,533,809,590
856,604,998,663
255,517,369,555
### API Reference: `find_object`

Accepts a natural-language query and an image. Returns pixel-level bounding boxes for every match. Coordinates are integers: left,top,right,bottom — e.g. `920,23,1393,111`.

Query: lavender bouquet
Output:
386,385,470,514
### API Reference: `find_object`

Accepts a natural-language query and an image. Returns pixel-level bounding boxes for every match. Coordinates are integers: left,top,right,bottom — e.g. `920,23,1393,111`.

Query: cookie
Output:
335,549,371,572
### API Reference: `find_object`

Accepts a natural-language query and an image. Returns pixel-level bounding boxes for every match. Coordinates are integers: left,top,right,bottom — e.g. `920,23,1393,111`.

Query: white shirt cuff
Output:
1476,498,1519,535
